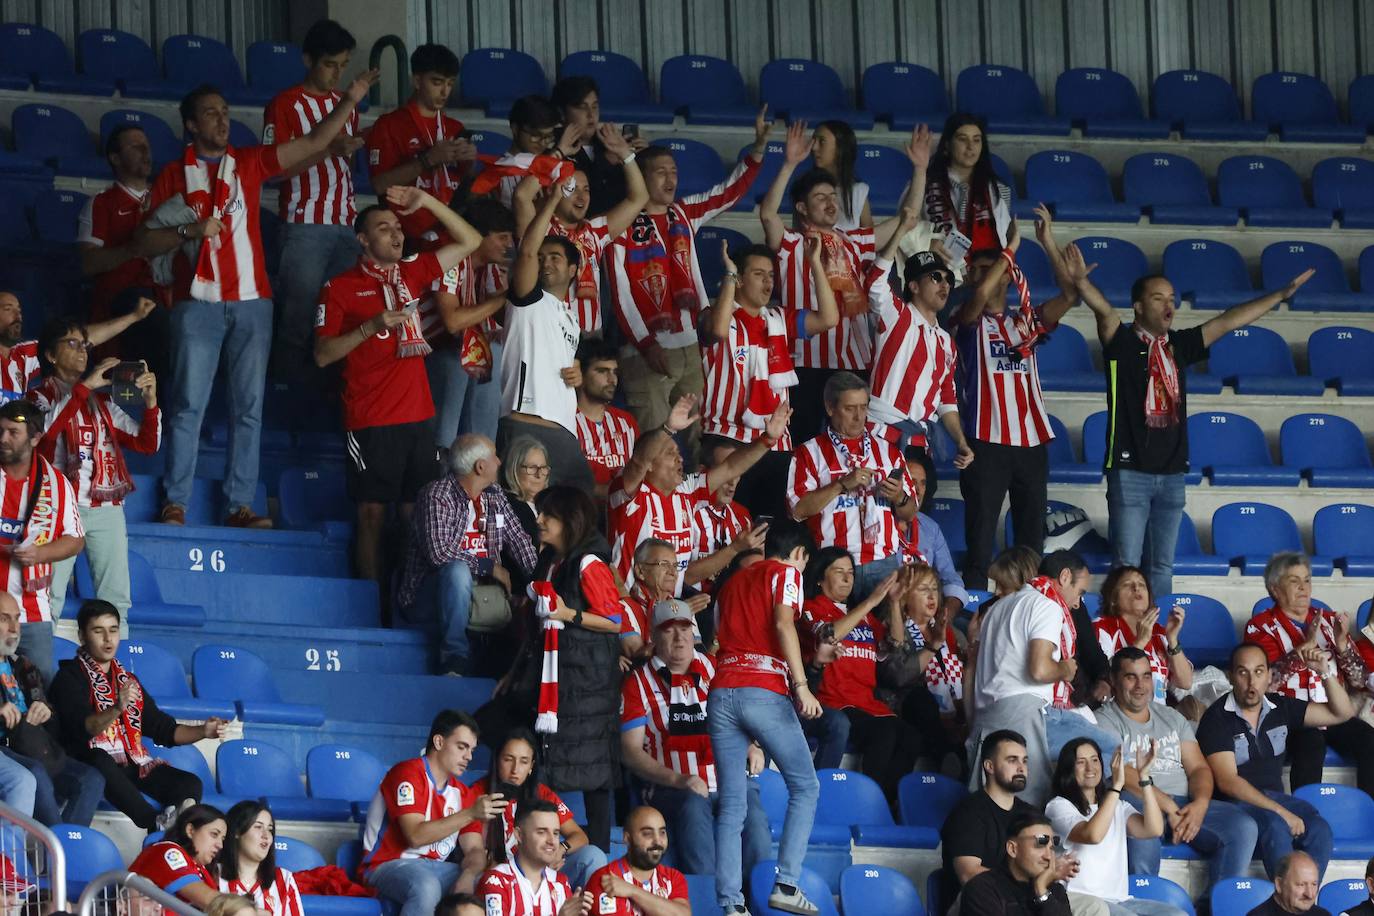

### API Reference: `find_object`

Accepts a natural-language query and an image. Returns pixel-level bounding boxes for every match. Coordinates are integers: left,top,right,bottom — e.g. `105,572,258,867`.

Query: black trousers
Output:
844,708,923,804
959,440,1048,590
83,752,202,830
1289,718,1374,796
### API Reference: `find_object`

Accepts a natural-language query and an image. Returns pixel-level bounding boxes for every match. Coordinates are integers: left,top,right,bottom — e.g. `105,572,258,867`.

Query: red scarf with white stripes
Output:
357,258,432,358
741,307,796,429
1001,248,1044,360
529,581,562,733
16,456,65,595
181,146,238,302
77,647,162,774
37,380,134,503
468,152,575,196
1028,576,1077,709
1135,326,1180,428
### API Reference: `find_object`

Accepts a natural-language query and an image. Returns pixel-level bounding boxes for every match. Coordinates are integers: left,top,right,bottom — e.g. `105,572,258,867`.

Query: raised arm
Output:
1124,743,1165,839
275,70,377,174
384,186,483,272
801,235,839,336
597,125,650,239
86,296,156,347
1199,269,1314,347
760,120,810,251
705,403,790,492
1060,241,1119,343
704,242,740,343
511,185,561,301
871,125,931,250
952,233,1019,327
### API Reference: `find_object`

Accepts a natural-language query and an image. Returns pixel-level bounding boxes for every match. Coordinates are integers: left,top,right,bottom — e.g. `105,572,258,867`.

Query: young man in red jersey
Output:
587,806,690,916
709,519,822,916
362,710,506,916
263,18,367,379
478,801,592,916
367,44,474,242
573,338,638,504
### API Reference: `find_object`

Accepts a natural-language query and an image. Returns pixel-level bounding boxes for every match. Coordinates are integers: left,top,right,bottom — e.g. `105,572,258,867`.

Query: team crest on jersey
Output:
315,304,327,328
262,124,275,144
733,345,749,366
163,847,189,871
485,894,502,916
783,579,800,604
599,893,616,914
369,149,381,166
396,781,415,806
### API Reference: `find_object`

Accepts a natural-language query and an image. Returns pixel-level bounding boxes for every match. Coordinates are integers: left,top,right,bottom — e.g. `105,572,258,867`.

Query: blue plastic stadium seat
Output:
1055,68,1169,138
72,550,206,627
277,467,350,534
1162,594,1237,666
273,835,327,873
1070,237,1147,306
229,119,259,149
560,51,672,123
116,639,236,721
749,861,838,916
660,55,755,126
956,65,1070,135
12,105,107,180
1294,784,1374,858
461,49,548,117
1218,156,1334,228
273,671,495,726
1006,238,1054,302
100,110,184,170
1171,513,1231,576
855,144,911,215
1262,240,1374,312
1313,157,1374,229
1352,74,1374,132
192,645,327,726
862,62,949,130
1207,327,1323,396
1037,325,1101,392
56,824,124,891
1309,326,1374,396
928,498,966,557
81,29,173,99
217,739,350,821
1211,502,1331,576
1212,878,1274,915
696,225,751,298
656,137,726,199
463,130,510,160
1314,503,1374,576
1047,416,1101,485
686,875,715,916
306,744,389,821
162,34,256,105
759,59,872,130
34,190,88,246
1081,411,1107,468
1282,414,1374,488
755,768,845,846
1187,412,1299,487
840,864,922,913
1152,69,1268,141
897,771,967,839
1253,72,1367,143
1319,879,1369,916
1024,150,1138,223
1122,153,1238,226
149,742,232,810
1162,238,1255,310
0,23,114,95
816,768,896,845
731,139,808,212
1126,876,1195,916
247,41,305,99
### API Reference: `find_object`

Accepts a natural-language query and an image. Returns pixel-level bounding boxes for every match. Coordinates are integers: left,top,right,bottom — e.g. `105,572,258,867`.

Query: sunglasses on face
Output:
1026,833,1061,848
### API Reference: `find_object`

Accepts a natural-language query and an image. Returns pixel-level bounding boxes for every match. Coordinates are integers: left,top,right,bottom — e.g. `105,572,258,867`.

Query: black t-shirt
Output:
941,790,1038,898
1196,692,1309,796
1341,899,1374,916
1100,323,1208,474
1246,896,1332,916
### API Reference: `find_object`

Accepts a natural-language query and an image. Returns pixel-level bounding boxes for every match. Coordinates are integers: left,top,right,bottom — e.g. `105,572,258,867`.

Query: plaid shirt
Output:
396,478,539,608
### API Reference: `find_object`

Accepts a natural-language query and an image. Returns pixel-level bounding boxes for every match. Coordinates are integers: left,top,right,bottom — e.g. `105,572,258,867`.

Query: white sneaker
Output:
153,805,178,833
767,885,819,916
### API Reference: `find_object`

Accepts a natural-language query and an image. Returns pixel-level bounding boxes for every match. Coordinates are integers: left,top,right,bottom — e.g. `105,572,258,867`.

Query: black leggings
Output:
1289,719,1374,796
83,752,202,829
844,708,923,803
581,788,612,851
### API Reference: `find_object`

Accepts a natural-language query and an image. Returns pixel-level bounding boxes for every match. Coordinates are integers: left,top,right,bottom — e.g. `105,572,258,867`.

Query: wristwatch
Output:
1138,777,1154,788
176,224,189,239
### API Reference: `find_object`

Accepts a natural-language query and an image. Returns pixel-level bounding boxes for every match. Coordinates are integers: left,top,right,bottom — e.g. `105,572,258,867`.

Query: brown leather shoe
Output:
159,504,185,526
225,507,273,529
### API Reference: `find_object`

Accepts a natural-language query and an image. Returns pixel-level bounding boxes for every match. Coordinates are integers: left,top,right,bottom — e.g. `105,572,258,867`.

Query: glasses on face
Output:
519,463,551,477
1027,833,1061,848
57,338,91,351
927,271,952,285
637,560,677,571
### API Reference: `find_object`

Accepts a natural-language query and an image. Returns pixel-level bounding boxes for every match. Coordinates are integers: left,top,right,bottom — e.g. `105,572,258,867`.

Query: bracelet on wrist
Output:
622,150,636,165
1106,786,1122,794
1167,643,1183,656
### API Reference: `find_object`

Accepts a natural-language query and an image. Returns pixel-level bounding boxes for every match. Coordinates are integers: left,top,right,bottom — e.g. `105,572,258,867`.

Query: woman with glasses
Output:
501,436,551,543
1046,739,1183,916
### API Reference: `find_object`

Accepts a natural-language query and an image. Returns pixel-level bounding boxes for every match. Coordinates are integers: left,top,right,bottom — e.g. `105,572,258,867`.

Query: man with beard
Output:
456,729,605,892
574,338,639,504
587,806,690,915
477,800,592,916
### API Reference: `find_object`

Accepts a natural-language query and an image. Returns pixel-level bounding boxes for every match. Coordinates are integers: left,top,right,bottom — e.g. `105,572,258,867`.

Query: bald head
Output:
623,806,668,871
1274,852,1319,912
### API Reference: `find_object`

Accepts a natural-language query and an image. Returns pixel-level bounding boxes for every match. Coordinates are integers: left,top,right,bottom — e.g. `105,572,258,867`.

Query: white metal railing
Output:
77,871,203,916
0,799,66,915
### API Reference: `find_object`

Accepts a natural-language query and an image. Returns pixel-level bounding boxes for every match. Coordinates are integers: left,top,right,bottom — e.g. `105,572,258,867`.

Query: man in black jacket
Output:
1247,852,1330,915
1338,856,1374,916
961,812,1073,916
48,600,226,831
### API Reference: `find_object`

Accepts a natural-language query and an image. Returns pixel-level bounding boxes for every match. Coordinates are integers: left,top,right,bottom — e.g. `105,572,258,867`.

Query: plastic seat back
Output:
956,64,1046,118
816,768,892,827
1025,150,1115,205
660,55,749,110
78,29,160,84
1163,593,1237,660
273,835,327,872
928,498,966,555
897,772,967,829
55,824,123,887
561,51,653,106
247,41,305,94
13,104,91,161
1218,156,1308,209
1261,241,1349,294
1352,75,1374,128
99,110,183,167
461,48,547,106
193,644,284,704
1309,326,1374,383
1211,502,1302,559
1082,411,1108,468
306,744,389,804
217,739,303,798
1127,876,1196,916
1282,414,1371,471
1152,69,1243,123
1187,411,1273,467
163,34,244,90
1294,783,1374,843
1123,153,1212,207
1314,503,1374,558
1056,67,1145,121
1211,878,1274,916
659,137,726,197
1163,238,1251,297
1207,326,1297,379
1071,236,1148,296
0,23,73,80
1319,879,1369,916
839,864,922,913
856,143,913,211
760,59,849,113
117,640,192,699
861,62,948,121
35,190,88,245
696,225,751,297
1253,72,1341,127
1037,324,1094,374
748,861,838,916
1313,157,1374,212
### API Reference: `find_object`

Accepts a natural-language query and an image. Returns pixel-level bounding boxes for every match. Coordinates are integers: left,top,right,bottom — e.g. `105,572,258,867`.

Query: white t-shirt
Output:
1045,795,1138,903
834,182,870,234
500,286,581,434
972,585,1066,710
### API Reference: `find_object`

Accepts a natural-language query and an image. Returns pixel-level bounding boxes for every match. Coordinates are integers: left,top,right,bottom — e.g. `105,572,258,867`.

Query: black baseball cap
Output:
903,250,947,288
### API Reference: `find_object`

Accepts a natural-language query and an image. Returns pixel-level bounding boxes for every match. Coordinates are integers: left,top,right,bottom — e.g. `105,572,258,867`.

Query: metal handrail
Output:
0,800,66,912
368,35,409,108
76,870,202,916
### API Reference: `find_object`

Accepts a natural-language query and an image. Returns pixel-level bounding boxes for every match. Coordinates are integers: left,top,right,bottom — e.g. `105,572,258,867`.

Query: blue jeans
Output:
852,552,904,604
1124,792,1259,886
428,342,504,448
166,297,273,511
0,750,35,817
0,749,105,827
1235,790,1333,880
403,560,473,672
274,222,359,367
1106,469,1186,599
1044,706,1122,769
709,687,818,908
17,623,53,687
653,780,772,877
803,705,850,770
368,857,461,916
562,843,607,889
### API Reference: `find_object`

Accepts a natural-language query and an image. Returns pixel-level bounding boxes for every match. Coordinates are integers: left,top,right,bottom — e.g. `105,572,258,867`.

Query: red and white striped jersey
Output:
609,471,712,591
700,303,804,450
621,652,717,791
692,500,751,566
787,428,914,564
588,860,691,915
478,863,571,916
0,342,40,402
609,157,761,350
0,457,83,623
778,227,875,370
219,869,303,916
953,309,1054,448
1245,605,1340,702
865,259,958,429
575,406,638,487
28,379,162,507
263,86,358,225
549,215,612,335
421,256,506,343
